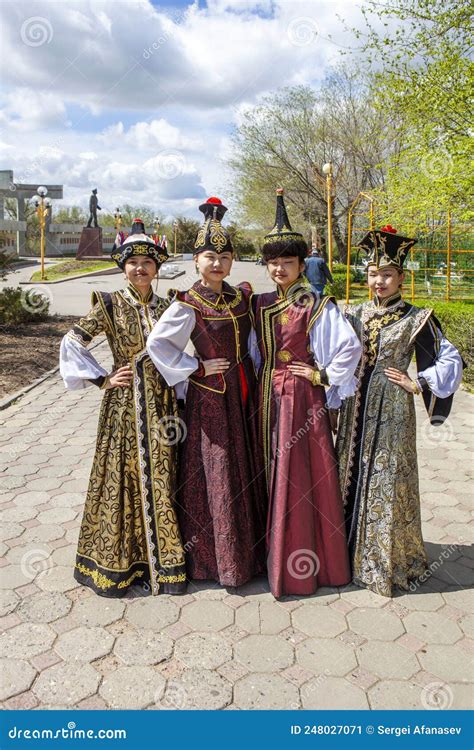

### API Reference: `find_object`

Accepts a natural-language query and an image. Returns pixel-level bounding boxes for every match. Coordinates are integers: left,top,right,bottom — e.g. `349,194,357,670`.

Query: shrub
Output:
0,287,50,325
415,299,473,389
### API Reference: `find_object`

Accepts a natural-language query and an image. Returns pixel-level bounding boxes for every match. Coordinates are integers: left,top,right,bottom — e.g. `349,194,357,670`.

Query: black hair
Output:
261,238,308,263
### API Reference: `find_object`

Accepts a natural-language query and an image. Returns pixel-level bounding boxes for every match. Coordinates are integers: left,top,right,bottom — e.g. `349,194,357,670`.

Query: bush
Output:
0,287,50,325
327,272,348,300
415,299,473,389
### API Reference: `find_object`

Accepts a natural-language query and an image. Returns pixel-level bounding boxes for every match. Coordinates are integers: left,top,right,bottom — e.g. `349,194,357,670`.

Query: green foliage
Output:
415,299,473,388
0,287,50,325
0,250,13,281
326,272,348,300
30,260,115,282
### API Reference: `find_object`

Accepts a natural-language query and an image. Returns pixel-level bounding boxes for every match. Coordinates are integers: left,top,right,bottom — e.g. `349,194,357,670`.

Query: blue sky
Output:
0,0,372,221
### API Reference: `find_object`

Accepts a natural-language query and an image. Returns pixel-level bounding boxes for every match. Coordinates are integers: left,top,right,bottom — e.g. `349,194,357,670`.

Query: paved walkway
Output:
0,271,472,710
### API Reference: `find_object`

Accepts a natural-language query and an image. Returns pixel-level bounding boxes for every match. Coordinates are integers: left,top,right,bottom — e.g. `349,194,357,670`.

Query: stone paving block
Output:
174,632,232,670
13,491,52,507
100,666,165,709
37,508,77,525
0,589,20,617
127,598,179,631
403,611,462,644
296,637,357,677
18,591,72,623
369,679,427,710
0,523,24,542
357,641,420,680
292,604,347,638
0,564,42,590
180,600,234,632
55,626,114,662
0,622,56,659
26,478,64,492
459,614,474,638
4,690,39,710
235,601,259,633
0,507,38,523
441,588,474,614
347,608,405,641
114,630,173,666
161,669,232,710
304,587,341,605
30,650,62,671
395,591,444,611
234,673,299,710
340,587,387,608
37,566,79,593
419,644,470,682
50,493,85,508
260,602,291,634
235,634,294,672
51,545,77,567
0,658,37,701
301,675,369,709
21,524,65,545
34,662,100,705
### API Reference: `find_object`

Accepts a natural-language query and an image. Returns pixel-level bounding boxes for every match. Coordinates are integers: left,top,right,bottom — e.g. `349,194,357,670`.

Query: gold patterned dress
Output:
59,284,186,597
336,292,463,597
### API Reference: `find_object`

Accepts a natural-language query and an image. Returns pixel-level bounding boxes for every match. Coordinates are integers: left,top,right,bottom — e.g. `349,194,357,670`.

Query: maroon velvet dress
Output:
175,281,266,587
253,287,351,597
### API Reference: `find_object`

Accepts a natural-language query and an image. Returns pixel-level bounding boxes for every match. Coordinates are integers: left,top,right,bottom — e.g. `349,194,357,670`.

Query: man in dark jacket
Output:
304,247,333,295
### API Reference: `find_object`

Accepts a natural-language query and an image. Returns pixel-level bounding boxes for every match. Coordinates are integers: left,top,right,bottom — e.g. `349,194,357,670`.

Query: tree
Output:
173,217,200,254
345,0,473,225
227,66,401,259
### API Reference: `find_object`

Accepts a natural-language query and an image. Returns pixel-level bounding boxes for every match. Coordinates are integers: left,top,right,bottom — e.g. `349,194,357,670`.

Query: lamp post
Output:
114,208,122,231
154,217,161,246
322,162,333,272
32,186,51,281
173,220,178,256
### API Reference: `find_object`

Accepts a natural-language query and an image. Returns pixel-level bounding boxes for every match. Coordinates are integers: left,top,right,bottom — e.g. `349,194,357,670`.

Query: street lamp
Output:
173,220,178,256
32,186,51,281
114,207,122,231
154,217,161,246
322,162,334,272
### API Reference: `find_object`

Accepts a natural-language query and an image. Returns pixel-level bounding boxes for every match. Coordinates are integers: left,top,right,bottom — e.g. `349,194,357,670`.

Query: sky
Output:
0,0,373,222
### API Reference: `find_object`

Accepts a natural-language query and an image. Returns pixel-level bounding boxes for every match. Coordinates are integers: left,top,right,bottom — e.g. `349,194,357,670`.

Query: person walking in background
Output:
304,246,333,295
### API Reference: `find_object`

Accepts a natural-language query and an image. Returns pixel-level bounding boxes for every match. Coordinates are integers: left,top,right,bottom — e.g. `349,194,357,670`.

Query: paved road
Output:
0,340,472,709
1,259,472,709
2,259,272,317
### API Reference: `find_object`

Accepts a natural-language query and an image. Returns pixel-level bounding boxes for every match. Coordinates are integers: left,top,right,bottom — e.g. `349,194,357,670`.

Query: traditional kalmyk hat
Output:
358,225,417,269
261,188,308,260
193,197,233,255
111,218,168,269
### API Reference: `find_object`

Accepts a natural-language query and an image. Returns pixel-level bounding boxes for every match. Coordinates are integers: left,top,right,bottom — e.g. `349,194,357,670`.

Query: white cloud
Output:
0,0,372,216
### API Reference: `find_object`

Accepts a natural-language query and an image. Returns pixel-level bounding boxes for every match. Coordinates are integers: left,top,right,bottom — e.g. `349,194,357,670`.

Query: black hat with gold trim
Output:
358,225,417,269
193,197,233,255
111,218,168,269
262,188,308,261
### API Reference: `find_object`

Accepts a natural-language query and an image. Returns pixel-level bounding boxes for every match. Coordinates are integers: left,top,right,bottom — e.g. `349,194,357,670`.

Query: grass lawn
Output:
30,259,116,282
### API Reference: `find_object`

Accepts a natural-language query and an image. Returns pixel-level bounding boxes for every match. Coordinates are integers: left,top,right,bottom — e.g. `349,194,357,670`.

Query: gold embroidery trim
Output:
75,562,116,591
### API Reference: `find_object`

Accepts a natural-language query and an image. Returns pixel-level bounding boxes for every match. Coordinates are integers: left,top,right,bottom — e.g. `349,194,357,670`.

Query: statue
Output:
86,188,101,228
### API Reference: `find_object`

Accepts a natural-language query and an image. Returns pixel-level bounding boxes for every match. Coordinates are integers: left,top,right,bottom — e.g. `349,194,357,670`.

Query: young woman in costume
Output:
59,220,186,597
251,189,362,598
147,198,266,588
336,226,464,597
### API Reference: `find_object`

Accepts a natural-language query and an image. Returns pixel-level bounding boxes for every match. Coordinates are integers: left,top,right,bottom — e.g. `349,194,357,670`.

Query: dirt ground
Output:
0,316,78,399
